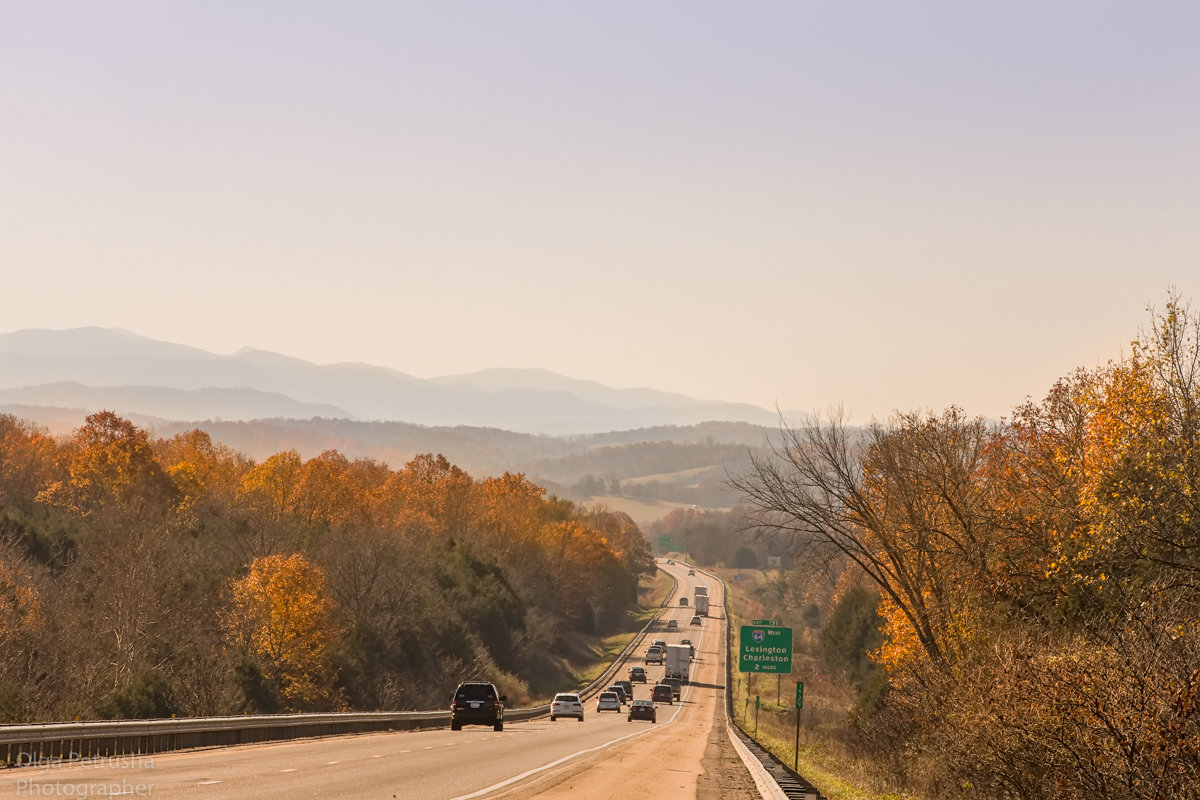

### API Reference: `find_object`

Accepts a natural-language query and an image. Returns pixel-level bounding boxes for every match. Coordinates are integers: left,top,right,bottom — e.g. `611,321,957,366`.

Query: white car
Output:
667,619,678,629
550,692,584,721
596,691,621,712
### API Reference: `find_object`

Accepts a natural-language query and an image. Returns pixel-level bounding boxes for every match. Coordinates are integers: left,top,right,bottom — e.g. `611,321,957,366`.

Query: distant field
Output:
583,493,728,527
620,464,717,486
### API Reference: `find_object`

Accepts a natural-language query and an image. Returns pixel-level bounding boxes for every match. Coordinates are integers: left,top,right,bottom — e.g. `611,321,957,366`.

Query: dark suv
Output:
451,681,506,731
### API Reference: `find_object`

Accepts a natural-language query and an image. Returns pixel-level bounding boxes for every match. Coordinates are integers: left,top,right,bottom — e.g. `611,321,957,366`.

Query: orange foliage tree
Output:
223,553,339,709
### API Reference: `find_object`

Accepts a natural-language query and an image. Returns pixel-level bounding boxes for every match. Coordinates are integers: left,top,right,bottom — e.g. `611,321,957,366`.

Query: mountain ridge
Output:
0,327,792,434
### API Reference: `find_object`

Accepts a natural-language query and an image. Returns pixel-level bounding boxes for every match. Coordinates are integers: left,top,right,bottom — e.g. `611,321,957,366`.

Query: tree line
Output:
733,295,1200,799
0,417,654,723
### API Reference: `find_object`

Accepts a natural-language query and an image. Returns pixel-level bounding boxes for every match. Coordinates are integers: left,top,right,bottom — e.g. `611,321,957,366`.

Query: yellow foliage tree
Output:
223,553,338,708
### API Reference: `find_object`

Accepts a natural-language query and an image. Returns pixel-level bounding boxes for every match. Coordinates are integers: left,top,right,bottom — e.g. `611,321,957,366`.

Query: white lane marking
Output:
326,760,340,765
399,750,411,753
372,754,383,758
449,723,662,800
198,780,222,785
423,746,435,750
280,768,298,773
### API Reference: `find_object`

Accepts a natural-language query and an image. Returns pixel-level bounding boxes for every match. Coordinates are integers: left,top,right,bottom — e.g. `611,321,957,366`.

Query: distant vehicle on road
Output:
663,676,682,700
690,615,702,626
629,665,647,682
680,596,688,606
688,569,696,576
550,692,584,722
607,684,628,704
652,683,674,704
646,646,664,664
615,680,634,701
596,692,621,712
667,619,678,629
665,644,691,684
628,699,656,723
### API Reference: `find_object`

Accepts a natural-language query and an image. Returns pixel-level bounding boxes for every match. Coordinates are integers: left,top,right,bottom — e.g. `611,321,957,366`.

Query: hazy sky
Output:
4,2,1197,422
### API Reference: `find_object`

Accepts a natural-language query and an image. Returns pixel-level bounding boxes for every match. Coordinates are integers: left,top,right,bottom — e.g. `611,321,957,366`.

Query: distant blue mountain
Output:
0,327,786,434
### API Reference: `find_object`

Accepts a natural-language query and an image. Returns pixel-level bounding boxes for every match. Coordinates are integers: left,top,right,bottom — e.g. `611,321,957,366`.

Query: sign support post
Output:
754,695,760,741
793,681,805,771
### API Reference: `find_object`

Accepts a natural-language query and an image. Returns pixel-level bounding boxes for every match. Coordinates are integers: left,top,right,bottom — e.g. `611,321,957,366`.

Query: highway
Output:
1,562,755,799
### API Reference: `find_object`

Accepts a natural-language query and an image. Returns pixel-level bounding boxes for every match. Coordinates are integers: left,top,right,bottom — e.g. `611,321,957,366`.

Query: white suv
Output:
550,692,584,721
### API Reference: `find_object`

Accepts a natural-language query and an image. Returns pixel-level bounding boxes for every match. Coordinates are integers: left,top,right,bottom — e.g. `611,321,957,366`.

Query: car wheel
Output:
578,715,584,722
451,721,462,731
550,715,556,721
494,722,504,732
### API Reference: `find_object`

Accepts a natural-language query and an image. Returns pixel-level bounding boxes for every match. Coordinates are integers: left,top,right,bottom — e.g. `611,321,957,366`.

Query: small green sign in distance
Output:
751,619,776,626
739,625,793,674
796,681,804,709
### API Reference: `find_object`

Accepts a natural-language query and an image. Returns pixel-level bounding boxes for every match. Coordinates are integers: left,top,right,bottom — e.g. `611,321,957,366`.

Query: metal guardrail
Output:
1,572,677,769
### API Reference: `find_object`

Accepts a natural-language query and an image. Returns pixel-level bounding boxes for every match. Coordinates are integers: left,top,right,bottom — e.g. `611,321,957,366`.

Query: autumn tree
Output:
223,553,339,709
38,411,178,517
732,406,998,672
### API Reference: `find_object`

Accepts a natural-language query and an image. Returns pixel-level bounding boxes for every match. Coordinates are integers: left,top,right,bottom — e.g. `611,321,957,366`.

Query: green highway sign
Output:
738,624,793,674
751,619,777,626
796,681,805,709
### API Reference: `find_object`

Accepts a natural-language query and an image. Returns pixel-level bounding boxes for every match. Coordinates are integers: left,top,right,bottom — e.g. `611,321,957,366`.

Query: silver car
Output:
596,691,621,712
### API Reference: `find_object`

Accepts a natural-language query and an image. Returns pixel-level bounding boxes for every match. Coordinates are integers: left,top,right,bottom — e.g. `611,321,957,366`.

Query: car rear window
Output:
553,693,580,702
457,684,496,701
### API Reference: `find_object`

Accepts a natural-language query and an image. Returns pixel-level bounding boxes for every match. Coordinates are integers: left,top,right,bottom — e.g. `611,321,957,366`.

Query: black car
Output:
652,683,673,704
615,680,634,701
628,666,648,683
663,676,682,700
607,684,628,704
628,699,656,723
451,681,506,731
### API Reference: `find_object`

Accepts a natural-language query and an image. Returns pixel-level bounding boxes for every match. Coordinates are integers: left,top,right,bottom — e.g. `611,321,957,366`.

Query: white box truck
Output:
694,594,710,616
664,643,691,684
